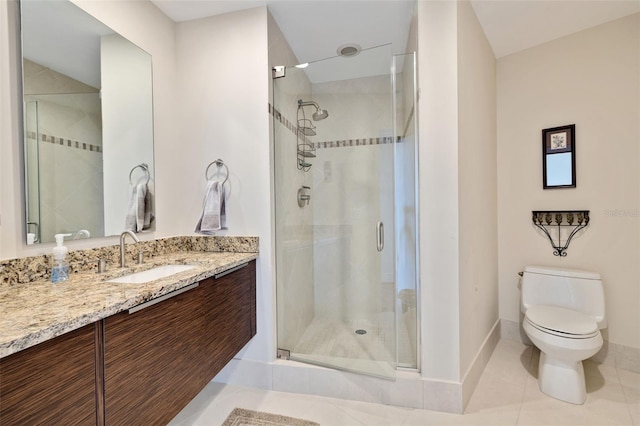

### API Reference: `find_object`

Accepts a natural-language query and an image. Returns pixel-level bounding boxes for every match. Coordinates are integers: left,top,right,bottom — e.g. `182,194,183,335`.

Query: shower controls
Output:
297,186,311,207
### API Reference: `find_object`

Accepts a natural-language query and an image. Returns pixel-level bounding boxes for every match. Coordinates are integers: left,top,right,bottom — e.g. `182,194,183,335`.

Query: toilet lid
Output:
526,305,599,337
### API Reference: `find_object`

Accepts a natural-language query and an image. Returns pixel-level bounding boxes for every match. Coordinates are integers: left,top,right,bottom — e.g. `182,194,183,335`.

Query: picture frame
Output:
543,124,574,154
542,124,576,189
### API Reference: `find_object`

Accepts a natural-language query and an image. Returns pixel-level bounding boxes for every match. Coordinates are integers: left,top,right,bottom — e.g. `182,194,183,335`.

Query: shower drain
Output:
355,329,367,335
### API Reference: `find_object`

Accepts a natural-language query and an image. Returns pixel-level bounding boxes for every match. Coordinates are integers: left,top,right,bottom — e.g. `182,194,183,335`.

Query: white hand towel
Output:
195,180,226,234
125,183,148,233
142,180,154,230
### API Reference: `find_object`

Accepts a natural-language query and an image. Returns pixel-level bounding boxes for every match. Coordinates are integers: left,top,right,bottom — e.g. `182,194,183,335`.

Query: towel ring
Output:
129,163,150,185
205,159,229,185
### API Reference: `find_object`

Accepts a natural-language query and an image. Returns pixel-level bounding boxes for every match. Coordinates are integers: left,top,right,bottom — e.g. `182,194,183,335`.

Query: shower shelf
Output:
297,141,316,171
298,150,316,158
296,98,327,172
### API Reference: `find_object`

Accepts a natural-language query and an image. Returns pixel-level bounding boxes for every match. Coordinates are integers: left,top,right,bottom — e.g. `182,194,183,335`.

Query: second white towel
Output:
195,180,226,234
125,183,154,233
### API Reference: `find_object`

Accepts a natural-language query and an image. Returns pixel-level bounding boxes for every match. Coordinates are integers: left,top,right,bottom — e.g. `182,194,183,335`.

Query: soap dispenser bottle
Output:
51,233,71,283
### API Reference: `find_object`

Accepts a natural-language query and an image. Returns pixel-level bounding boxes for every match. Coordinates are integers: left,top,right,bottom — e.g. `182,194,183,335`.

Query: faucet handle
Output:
97,259,106,274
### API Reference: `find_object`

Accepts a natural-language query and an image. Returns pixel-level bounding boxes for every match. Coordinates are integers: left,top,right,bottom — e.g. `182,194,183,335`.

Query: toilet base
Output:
538,352,587,404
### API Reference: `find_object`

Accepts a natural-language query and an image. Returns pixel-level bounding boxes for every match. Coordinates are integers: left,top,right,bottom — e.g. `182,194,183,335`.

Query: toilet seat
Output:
525,305,599,339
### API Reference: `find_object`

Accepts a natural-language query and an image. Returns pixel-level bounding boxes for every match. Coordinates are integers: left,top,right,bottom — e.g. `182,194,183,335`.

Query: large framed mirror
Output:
20,0,154,245
542,124,576,189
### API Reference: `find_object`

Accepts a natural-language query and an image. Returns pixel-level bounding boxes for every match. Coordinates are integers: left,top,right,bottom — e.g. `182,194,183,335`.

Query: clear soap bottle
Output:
51,233,71,283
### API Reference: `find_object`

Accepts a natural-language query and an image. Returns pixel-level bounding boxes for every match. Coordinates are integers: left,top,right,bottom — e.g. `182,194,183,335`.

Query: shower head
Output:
298,99,329,121
312,108,329,121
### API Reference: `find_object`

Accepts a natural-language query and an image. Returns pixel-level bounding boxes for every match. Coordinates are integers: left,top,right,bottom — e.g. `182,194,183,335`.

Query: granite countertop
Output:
0,250,257,359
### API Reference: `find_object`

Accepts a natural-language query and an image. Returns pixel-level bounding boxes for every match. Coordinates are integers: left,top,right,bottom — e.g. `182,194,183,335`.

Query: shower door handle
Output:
376,221,384,252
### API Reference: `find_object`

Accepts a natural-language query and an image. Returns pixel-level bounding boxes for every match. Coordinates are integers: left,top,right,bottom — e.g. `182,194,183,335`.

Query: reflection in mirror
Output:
20,0,154,245
542,124,575,189
545,153,573,186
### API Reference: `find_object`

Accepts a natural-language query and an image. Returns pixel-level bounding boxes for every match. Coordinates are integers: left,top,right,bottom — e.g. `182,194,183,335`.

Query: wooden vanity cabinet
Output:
0,324,98,425
103,260,256,425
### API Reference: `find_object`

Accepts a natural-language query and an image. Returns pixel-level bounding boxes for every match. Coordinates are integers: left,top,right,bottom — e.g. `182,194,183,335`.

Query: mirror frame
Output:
542,124,576,189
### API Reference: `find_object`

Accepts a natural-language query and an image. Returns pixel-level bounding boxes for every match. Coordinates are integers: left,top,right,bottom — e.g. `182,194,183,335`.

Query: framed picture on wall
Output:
543,124,574,154
542,124,576,189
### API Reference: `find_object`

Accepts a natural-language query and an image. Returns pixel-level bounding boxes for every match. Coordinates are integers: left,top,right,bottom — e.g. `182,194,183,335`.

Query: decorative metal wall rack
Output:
531,210,589,257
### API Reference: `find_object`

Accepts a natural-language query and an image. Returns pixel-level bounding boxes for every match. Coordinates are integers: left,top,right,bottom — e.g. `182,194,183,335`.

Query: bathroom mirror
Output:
20,0,154,244
542,124,575,189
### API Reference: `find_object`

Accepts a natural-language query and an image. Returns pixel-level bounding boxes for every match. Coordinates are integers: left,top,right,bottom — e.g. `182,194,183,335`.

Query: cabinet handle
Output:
214,262,248,279
128,283,199,314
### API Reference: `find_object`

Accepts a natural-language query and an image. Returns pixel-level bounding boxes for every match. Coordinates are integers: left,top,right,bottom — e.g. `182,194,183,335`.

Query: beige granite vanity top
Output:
0,249,257,359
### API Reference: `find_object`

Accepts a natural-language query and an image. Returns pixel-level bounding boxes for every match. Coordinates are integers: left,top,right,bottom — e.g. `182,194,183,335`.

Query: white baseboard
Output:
213,321,502,414
460,318,501,410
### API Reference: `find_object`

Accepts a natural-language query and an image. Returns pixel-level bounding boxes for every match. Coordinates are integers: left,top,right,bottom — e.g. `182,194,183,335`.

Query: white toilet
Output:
521,265,606,404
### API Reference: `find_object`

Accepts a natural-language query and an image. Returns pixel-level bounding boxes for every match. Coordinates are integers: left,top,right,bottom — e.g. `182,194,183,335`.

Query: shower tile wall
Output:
23,60,104,243
311,75,395,323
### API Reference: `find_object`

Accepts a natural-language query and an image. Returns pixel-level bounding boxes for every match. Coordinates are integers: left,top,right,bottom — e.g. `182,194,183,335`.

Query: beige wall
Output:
175,7,273,362
418,0,461,382
497,14,640,351
417,0,498,387
457,0,498,380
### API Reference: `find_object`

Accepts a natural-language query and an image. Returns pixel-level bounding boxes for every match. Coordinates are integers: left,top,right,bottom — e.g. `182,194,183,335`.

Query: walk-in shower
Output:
272,44,418,380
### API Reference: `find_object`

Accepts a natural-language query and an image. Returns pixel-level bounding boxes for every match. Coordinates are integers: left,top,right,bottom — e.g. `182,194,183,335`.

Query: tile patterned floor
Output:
291,313,417,368
170,339,640,425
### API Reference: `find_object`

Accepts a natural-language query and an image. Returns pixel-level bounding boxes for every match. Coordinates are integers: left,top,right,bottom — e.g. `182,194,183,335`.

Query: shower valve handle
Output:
297,187,311,207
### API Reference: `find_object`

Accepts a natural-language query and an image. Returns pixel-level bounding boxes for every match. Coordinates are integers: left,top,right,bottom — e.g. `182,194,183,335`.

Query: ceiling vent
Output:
337,44,361,58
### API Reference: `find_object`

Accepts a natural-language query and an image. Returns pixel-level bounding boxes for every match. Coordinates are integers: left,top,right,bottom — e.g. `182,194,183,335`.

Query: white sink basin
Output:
107,264,196,284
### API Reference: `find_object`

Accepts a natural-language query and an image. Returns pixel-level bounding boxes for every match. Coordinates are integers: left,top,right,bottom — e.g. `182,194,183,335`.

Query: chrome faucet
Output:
120,230,140,267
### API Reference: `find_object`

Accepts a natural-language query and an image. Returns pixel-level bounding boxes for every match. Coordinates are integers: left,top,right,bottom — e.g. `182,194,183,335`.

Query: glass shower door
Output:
273,45,401,379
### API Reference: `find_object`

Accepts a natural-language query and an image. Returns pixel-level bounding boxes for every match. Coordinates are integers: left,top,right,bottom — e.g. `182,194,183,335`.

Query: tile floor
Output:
169,340,640,425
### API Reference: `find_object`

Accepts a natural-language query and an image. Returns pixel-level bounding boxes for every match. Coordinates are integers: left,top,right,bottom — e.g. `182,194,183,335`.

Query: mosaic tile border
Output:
26,131,102,154
269,102,401,149
0,236,259,286
312,137,400,149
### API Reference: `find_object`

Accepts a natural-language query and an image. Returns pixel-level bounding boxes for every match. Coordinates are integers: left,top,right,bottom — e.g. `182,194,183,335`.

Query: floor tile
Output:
618,368,640,425
517,361,633,426
171,340,637,426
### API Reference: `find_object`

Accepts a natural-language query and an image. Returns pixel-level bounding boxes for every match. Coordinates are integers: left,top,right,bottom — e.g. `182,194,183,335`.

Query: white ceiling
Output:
24,1,639,87
471,0,640,58
153,0,640,61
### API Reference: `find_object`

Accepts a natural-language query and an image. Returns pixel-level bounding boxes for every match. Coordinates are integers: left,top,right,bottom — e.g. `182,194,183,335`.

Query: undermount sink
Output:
107,264,196,284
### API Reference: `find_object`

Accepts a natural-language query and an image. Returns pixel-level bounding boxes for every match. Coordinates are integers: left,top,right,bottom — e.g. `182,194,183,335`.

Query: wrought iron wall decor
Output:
532,210,589,256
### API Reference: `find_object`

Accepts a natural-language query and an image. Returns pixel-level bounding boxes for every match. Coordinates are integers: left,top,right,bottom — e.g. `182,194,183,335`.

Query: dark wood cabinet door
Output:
0,324,97,426
103,260,256,425
200,260,257,374
104,284,207,425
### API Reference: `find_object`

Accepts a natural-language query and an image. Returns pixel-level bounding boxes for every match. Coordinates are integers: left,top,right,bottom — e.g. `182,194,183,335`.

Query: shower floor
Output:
290,313,415,375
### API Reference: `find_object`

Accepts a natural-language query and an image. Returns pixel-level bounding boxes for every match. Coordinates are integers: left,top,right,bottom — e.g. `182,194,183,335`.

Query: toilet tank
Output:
521,265,606,328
